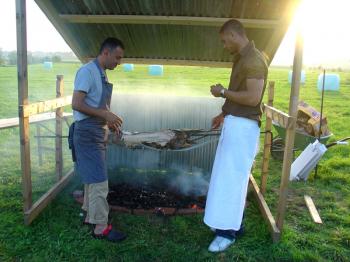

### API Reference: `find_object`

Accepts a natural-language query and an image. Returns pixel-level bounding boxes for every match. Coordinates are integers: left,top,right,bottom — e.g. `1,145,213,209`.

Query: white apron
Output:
204,115,259,230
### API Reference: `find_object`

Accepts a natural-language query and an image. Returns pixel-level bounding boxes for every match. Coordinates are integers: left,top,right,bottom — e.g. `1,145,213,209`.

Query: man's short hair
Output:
99,37,125,54
220,19,246,37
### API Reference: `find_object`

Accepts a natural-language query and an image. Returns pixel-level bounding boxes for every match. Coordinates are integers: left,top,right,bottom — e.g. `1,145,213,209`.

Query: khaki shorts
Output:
82,180,109,225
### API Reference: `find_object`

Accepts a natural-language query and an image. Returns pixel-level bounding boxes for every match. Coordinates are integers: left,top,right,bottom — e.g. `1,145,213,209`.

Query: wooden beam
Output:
276,28,304,231
249,174,280,242
84,57,232,68
260,81,275,195
263,104,292,129
21,95,72,117
60,14,279,29
55,75,64,181
24,169,74,225
0,112,73,130
304,195,322,224
16,0,32,212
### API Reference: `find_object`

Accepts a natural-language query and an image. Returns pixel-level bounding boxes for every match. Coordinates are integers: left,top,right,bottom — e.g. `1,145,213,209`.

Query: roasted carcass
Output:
109,129,220,150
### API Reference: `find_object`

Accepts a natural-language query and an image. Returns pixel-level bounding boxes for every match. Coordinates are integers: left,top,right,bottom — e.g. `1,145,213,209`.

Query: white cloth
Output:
204,115,260,230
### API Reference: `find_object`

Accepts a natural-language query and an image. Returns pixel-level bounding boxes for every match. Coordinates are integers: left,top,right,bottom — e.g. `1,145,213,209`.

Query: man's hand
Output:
106,112,123,141
108,122,122,141
211,113,224,129
210,83,225,97
104,111,123,127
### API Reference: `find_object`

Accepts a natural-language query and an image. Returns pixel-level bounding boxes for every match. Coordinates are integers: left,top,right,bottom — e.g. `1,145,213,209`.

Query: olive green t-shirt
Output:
222,41,268,126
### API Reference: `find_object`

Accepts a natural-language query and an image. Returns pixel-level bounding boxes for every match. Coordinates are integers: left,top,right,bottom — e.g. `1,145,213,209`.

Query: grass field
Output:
0,62,349,261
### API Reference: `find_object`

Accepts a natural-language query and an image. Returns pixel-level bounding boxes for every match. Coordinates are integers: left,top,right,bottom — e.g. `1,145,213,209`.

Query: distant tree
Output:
52,55,62,63
0,49,5,66
27,52,42,64
8,51,17,65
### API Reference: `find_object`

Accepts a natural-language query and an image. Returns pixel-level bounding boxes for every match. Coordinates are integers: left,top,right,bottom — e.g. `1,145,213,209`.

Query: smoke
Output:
107,93,221,197
108,166,210,197
168,168,209,196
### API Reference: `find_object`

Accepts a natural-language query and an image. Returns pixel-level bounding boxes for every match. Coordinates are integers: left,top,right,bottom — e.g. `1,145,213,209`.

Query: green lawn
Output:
0,63,349,261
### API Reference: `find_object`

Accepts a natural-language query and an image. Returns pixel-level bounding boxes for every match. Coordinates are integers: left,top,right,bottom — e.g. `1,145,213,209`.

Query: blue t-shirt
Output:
73,60,107,121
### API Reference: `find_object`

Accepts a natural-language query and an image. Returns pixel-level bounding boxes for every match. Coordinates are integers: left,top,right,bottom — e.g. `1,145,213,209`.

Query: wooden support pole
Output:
260,81,275,195
16,0,32,213
55,75,64,181
36,124,43,166
276,29,304,231
249,174,280,242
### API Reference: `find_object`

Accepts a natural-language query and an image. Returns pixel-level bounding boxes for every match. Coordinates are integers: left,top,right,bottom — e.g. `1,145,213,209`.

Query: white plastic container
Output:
290,140,327,181
317,74,340,91
43,61,53,70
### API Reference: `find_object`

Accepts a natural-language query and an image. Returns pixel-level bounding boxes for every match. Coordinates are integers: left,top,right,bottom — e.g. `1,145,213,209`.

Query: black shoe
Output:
236,224,245,237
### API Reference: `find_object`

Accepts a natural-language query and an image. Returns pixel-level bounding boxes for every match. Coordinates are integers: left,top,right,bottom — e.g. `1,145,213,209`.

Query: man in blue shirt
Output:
71,37,126,242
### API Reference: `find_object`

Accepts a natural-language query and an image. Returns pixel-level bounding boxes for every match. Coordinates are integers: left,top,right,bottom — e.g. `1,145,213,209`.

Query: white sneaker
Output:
208,236,235,252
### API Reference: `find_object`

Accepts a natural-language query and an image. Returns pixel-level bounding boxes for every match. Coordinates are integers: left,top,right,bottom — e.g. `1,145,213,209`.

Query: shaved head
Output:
220,19,246,37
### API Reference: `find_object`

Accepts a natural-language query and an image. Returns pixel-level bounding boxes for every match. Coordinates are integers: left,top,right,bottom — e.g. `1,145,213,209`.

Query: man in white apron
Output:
70,38,126,242
204,19,268,252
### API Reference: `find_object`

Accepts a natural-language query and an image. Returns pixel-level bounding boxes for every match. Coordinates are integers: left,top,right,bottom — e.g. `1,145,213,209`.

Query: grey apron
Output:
73,59,113,184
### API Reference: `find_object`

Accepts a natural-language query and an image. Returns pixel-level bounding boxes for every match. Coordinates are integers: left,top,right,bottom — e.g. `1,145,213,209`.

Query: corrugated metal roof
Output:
34,0,300,66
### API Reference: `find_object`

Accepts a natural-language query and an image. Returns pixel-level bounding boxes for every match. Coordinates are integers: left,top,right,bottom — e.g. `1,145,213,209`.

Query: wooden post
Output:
276,29,304,231
249,175,280,242
55,75,64,181
36,124,43,166
260,81,274,195
16,0,32,214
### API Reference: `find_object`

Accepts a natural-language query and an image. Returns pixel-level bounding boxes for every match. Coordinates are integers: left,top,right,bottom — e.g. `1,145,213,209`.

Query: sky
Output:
0,0,349,67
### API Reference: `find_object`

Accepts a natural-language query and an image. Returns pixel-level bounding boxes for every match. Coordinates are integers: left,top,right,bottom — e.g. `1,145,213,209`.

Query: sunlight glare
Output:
291,0,350,66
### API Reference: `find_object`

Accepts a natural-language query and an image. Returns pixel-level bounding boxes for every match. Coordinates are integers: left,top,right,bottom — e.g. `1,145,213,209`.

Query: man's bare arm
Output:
72,91,122,126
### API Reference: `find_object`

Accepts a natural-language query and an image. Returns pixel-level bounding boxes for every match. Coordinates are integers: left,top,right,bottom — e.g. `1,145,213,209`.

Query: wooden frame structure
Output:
249,30,304,242
14,0,304,240
16,0,74,225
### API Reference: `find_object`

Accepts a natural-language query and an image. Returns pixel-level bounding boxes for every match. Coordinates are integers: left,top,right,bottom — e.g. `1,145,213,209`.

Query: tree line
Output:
0,49,63,66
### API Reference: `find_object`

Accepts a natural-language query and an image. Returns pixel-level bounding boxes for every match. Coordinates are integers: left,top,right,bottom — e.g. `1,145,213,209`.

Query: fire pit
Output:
74,168,208,216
